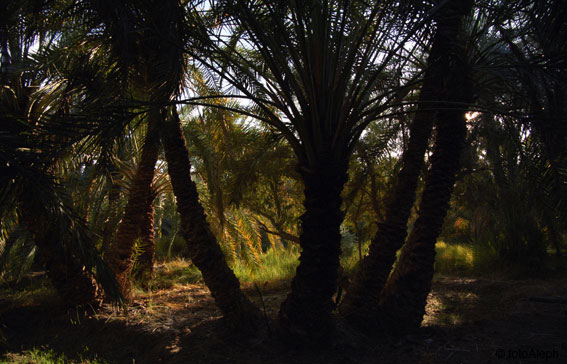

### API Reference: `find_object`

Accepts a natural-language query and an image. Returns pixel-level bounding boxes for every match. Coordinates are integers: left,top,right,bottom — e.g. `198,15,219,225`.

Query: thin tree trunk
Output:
132,191,156,287
340,0,472,328
105,113,160,297
278,158,348,344
161,108,262,334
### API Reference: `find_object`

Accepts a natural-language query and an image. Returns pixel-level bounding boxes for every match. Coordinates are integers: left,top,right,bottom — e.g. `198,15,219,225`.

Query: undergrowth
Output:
144,258,202,290
232,245,300,285
144,239,528,291
0,346,108,364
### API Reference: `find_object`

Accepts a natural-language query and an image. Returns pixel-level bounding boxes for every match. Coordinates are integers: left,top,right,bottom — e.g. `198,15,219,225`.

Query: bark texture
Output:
132,192,156,287
35,227,102,309
377,77,473,333
340,0,473,330
161,109,262,334
105,114,160,297
278,157,348,345
19,204,102,308
375,0,475,334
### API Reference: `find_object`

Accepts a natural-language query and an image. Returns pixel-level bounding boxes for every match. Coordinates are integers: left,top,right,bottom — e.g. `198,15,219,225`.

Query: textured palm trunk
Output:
340,0,473,330
161,109,261,334
105,113,160,297
278,158,348,344
19,204,102,308
376,3,475,333
377,88,472,333
132,192,156,287
35,227,102,308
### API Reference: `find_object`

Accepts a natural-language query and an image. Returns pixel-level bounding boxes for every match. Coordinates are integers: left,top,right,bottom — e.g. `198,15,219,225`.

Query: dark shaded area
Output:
1,275,566,364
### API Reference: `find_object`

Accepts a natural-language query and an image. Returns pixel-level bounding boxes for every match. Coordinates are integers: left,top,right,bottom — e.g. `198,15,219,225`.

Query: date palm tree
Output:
189,0,431,342
1,3,122,306
340,0,474,326
87,0,263,332
342,0,567,334
104,117,161,297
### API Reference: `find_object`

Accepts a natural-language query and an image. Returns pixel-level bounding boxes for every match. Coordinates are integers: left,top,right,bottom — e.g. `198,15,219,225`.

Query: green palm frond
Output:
186,0,437,165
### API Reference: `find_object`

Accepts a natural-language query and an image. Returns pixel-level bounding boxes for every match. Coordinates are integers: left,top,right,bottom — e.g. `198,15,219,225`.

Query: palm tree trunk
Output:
376,3,475,333
105,113,160,297
19,205,102,308
377,84,472,333
340,0,473,329
161,108,261,334
278,158,348,344
132,191,156,287
35,226,102,308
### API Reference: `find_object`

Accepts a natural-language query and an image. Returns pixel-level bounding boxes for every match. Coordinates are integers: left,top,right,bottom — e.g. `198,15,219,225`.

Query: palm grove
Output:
1,0,565,344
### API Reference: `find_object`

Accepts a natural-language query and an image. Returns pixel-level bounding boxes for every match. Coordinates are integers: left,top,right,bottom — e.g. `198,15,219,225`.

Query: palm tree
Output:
447,0,567,265
340,0,474,326
341,0,567,333
0,7,123,306
180,98,301,261
376,39,475,332
131,188,158,285
162,108,262,332
87,0,263,331
189,0,429,342
104,116,161,297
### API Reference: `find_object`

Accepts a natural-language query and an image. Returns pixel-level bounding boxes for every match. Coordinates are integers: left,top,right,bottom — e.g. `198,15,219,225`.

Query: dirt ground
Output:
1,274,566,364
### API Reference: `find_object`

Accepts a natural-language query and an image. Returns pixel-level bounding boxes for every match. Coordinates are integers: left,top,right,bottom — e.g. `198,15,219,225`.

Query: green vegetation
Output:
0,346,108,364
0,275,54,307
145,259,202,290
434,241,475,275
233,246,300,285
1,0,566,353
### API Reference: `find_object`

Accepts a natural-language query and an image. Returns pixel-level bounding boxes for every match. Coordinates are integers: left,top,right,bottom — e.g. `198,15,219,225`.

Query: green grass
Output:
146,258,202,290
0,346,109,364
233,241,370,285
0,275,56,307
233,246,300,284
433,240,567,277
143,238,542,293
434,241,475,274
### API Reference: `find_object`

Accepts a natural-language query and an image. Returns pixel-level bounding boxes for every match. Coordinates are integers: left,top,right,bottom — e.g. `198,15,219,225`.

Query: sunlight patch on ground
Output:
422,278,481,327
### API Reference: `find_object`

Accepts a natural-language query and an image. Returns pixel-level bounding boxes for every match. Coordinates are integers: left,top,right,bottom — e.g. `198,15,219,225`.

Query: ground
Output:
1,273,566,364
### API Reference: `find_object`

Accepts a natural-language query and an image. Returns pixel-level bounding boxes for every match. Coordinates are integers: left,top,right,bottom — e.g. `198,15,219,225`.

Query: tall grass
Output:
232,246,300,285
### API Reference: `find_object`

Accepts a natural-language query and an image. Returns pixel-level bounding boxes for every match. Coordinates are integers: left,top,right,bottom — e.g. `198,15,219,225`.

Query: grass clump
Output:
233,246,300,285
0,274,56,307
434,241,475,275
0,346,109,364
148,258,202,290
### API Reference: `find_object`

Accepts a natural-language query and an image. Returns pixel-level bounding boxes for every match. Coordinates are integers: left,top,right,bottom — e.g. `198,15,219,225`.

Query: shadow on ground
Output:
1,276,566,364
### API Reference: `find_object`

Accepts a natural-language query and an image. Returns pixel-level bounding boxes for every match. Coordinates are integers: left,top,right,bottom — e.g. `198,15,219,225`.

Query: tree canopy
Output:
1,0,566,348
